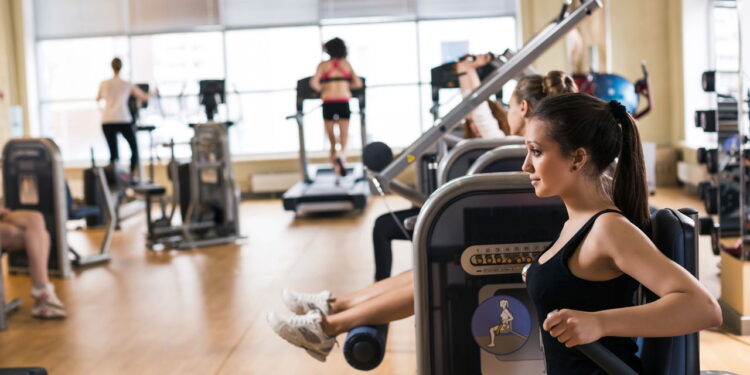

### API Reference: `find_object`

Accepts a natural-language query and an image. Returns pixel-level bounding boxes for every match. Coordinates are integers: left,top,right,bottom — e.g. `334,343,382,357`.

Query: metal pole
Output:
296,113,312,183
375,0,602,193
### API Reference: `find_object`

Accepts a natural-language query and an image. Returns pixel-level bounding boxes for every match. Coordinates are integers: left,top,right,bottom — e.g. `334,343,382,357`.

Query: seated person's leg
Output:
268,271,415,361
372,207,421,281
0,210,66,318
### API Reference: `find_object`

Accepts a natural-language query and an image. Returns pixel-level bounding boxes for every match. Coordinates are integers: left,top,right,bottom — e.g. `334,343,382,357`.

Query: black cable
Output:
367,171,412,241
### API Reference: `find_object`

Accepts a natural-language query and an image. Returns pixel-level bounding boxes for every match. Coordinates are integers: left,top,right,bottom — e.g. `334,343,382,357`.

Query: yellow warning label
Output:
406,154,415,163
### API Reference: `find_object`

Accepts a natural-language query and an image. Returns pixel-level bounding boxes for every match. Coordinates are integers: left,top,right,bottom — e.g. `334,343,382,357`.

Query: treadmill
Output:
282,77,369,214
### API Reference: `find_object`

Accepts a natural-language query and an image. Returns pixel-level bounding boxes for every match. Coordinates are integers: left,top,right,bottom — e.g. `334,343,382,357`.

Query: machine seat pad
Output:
133,185,167,196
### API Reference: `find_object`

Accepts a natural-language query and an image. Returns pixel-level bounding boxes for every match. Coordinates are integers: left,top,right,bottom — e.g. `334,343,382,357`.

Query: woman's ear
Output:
571,147,588,172
520,100,530,118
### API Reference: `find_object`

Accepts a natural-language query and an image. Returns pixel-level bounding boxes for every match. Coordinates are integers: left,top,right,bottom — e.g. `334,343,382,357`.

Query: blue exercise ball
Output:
591,74,639,114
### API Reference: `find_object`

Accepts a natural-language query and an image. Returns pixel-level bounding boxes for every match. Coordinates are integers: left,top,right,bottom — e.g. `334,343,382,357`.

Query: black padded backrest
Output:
2,139,70,277
640,208,700,375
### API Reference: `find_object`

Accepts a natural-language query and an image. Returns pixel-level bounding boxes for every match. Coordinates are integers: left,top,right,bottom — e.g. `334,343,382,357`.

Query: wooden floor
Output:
0,188,748,374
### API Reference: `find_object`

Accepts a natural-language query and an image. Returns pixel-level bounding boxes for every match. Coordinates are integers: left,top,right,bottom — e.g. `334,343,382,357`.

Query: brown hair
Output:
531,93,651,233
512,70,578,110
111,57,122,73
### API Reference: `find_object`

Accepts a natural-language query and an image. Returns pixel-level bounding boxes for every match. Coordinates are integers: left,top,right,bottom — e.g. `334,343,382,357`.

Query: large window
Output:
37,37,129,161
36,17,518,162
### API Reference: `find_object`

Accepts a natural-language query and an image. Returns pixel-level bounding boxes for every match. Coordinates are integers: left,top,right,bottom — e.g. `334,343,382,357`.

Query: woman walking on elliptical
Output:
310,38,363,178
97,57,149,181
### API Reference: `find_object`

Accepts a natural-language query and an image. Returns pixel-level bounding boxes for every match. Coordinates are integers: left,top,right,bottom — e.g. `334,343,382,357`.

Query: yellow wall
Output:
0,0,34,141
520,0,684,146
0,0,19,144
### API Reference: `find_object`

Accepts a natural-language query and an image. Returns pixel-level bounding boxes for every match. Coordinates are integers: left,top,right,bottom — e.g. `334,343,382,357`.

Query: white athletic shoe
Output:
282,288,332,316
267,310,336,362
30,283,67,319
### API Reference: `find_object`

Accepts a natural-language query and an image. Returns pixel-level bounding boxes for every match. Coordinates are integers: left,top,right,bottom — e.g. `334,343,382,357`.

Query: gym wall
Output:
0,0,37,144
0,0,18,145
521,0,685,147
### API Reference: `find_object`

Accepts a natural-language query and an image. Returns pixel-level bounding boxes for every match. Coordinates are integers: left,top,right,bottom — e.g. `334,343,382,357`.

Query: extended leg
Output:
323,280,414,336
329,271,412,314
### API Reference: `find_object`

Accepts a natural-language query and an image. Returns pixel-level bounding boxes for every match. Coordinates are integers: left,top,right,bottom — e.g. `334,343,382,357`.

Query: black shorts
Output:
322,102,351,120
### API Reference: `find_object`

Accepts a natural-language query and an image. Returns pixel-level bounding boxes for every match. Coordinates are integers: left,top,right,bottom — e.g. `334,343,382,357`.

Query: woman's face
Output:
507,94,527,136
522,118,575,197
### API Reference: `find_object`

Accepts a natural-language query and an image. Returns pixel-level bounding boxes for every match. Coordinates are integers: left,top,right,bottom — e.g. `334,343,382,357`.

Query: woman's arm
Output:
96,82,103,102
131,85,149,102
455,59,503,138
544,215,722,347
350,64,363,90
310,62,324,92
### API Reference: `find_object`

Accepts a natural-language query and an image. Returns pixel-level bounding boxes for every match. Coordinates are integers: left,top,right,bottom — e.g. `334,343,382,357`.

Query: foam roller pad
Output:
0,369,48,375
343,324,389,371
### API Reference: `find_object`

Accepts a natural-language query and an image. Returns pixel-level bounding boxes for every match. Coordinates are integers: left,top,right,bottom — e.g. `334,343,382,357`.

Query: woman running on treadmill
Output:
309,38,363,178
267,71,577,362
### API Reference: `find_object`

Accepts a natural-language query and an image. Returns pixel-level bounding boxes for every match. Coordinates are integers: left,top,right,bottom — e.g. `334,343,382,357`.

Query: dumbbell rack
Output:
695,68,750,335
695,70,745,255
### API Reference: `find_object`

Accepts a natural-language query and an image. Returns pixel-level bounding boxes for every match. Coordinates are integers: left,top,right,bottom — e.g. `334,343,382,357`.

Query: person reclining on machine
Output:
309,37,363,179
0,207,66,318
454,53,510,138
372,69,577,281
267,70,577,361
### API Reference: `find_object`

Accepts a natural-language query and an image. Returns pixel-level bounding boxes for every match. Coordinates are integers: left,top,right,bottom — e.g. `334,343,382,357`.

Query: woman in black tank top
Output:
520,94,721,375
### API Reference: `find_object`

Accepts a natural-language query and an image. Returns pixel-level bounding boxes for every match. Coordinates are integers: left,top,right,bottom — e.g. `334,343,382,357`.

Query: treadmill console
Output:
460,242,548,275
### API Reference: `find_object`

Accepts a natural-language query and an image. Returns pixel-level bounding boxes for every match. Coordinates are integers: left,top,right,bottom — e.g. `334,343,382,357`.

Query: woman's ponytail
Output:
609,101,651,234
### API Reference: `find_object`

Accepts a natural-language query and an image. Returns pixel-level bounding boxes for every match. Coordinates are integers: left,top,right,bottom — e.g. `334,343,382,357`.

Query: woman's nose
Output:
522,152,533,173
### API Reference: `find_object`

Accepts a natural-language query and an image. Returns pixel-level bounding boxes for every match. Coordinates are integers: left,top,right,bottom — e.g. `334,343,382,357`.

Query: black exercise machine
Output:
345,0,604,370
413,172,727,374
2,139,114,278
135,122,241,250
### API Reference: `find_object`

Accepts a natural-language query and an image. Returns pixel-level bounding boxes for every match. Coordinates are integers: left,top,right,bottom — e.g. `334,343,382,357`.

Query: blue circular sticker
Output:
471,295,532,355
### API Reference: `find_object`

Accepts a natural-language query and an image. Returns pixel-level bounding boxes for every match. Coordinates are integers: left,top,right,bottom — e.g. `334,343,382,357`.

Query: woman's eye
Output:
530,149,541,156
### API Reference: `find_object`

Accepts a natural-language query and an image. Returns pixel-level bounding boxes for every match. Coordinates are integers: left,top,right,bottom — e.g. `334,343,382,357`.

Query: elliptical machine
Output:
135,79,242,250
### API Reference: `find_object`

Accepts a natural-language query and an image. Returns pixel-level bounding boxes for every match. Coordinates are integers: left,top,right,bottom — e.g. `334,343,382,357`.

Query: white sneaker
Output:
282,288,332,316
267,310,336,362
30,283,67,319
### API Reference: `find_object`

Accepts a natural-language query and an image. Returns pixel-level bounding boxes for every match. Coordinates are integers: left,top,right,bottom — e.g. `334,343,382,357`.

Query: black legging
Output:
102,123,139,174
372,207,421,281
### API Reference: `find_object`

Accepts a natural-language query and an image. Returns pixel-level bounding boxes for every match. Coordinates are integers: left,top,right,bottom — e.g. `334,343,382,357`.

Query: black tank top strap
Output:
561,209,622,260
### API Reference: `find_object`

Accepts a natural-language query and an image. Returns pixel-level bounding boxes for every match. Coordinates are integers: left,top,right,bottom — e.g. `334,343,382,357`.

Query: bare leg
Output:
1,211,50,288
322,281,414,336
324,120,337,163
329,270,412,313
488,326,498,347
337,119,350,160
